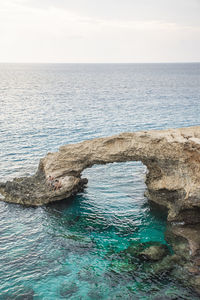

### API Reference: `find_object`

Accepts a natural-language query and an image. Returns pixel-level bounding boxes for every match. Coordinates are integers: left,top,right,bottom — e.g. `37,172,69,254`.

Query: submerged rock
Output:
165,223,200,260
150,254,181,275
123,241,169,261
109,259,136,273
139,244,169,261
165,223,200,294
60,282,78,297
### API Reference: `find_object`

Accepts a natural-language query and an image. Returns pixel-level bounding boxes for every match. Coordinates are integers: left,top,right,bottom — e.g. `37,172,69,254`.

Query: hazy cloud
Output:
0,0,199,62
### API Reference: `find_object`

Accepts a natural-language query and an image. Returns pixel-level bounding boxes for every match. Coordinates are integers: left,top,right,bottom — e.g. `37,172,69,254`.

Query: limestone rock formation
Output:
1,125,200,223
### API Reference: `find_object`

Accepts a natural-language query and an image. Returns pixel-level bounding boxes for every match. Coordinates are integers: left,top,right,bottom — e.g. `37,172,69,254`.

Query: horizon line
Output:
0,61,200,64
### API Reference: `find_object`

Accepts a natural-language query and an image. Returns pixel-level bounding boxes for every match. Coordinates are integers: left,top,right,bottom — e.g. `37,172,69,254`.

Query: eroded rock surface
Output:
1,125,200,223
165,223,200,294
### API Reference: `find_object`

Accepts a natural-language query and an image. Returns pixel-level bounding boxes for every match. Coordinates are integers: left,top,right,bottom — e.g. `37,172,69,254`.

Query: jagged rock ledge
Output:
1,125,200,294
1,126,200,223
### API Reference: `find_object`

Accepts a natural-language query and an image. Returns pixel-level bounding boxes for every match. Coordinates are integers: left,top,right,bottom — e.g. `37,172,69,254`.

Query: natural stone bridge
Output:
1,125,200,224
1,125,200,293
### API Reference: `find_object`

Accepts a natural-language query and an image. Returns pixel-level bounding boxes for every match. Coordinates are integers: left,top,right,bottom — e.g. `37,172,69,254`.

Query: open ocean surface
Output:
0,63,200,299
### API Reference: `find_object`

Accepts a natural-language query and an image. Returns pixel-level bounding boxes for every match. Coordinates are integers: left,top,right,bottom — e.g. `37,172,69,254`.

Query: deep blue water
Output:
0,63,200,299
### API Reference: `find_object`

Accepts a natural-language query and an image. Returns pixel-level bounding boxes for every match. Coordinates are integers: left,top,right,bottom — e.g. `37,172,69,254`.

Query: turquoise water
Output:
0,63,200,299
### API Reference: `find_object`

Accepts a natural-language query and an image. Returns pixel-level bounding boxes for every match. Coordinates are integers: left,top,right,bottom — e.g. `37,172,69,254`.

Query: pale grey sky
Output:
0,0,200,63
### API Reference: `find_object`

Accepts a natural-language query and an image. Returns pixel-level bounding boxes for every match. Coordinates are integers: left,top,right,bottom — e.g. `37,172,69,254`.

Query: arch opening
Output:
80,161,167,247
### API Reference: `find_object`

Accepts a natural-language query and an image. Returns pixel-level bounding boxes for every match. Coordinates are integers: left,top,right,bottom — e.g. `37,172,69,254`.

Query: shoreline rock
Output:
0,125,200,223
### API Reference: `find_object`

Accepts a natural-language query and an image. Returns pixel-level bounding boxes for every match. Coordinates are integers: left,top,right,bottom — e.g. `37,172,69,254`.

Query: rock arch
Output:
1,126,200,224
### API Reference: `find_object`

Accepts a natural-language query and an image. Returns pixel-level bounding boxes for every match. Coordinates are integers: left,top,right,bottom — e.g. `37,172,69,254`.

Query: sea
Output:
0,63,200,299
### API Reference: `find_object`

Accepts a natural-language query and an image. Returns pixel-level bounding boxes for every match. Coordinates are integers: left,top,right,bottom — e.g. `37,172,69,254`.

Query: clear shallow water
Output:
0,63,200,299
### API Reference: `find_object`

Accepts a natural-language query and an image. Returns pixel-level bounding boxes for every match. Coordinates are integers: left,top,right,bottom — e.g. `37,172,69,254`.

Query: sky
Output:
0,0,200,63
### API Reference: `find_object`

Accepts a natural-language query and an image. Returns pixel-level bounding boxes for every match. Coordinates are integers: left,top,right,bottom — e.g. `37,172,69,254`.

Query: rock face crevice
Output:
1,126,200,224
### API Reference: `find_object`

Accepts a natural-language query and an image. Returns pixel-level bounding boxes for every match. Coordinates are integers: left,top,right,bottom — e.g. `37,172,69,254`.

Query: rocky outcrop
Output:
165,223,200,294
1,126,200,223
